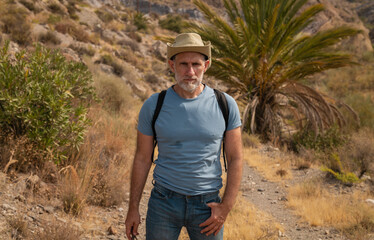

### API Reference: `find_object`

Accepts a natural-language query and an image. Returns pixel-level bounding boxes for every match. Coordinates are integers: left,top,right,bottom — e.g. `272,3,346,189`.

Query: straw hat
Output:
167,33,211,67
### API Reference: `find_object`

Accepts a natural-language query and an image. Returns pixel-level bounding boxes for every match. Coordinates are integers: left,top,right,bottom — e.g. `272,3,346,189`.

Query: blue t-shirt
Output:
138,85,242,195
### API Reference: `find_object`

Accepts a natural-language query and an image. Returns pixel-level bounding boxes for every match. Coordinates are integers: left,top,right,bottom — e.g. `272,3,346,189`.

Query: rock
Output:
152,40,167,61
1,203,17,212
26,174,40,190
365,199,374,205
107,225,117,235
280,196,288,201
61,48,81,62
257,188,265,192
15,195,26,203
76,8,102,29
43,206,55,214
100,64,114,74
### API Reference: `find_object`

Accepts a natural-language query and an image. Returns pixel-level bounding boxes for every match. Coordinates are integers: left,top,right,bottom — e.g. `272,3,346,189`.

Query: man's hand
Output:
125,209,141,239
199,202,230,236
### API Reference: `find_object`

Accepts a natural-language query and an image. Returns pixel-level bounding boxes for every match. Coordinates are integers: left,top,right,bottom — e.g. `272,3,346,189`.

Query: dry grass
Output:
6,214,29,239
244,148,292,181
0,3,32,45
32,218,83,240
55,19,90,42
224,194,282,239
288,179,374,239
242,132,261,148
59,165,86,216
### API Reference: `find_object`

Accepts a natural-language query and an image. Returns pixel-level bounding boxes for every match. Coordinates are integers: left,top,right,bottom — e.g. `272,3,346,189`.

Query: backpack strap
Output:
151,90,167,162
213,89,229,172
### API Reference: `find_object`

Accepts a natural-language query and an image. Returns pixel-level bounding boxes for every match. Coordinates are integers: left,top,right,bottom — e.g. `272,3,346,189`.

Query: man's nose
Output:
186,65,194,75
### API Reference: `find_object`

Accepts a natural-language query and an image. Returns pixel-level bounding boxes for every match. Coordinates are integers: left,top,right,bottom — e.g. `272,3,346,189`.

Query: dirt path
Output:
241,163,347,240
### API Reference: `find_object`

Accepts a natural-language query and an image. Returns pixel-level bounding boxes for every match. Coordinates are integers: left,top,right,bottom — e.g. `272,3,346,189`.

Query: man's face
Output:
168,52,209,93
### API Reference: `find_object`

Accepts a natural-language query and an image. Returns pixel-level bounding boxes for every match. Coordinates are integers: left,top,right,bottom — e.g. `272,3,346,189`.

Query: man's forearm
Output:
221,155,242,210
128,155,152,210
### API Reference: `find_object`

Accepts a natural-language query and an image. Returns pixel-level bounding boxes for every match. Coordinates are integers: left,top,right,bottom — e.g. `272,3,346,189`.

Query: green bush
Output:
95,9,116,23
100,54,124,76
159,14,185,33
345,94,374,131
321,153,361,185
0,42,96,163
292,125,345,152
39,31,61,45
133,12,147,31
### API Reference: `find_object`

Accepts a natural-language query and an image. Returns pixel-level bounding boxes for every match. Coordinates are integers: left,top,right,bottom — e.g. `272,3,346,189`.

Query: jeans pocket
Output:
152,187,168,200
204,194,221,206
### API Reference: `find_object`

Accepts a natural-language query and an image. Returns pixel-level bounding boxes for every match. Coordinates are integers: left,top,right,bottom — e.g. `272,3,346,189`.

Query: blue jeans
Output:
146,182,224,240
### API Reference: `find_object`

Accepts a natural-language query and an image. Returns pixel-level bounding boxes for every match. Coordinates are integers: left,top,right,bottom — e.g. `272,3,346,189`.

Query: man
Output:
125,33,243,240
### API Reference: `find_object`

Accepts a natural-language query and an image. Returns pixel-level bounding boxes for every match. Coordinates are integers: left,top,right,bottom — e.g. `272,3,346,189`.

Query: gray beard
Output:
178,80,201,93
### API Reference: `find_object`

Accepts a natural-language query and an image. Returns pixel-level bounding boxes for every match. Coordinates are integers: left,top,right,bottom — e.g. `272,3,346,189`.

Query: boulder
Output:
152,40,167,61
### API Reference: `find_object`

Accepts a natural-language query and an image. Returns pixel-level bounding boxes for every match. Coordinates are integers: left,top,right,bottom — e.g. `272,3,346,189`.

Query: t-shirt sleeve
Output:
137,93,158,136
224,93,242,131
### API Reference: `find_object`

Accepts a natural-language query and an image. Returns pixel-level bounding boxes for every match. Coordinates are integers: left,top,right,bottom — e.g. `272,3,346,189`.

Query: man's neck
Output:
173,83,205,99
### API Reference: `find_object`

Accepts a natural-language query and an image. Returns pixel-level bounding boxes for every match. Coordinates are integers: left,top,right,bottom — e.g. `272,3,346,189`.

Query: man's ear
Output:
204,60,210,72
168,59,175,73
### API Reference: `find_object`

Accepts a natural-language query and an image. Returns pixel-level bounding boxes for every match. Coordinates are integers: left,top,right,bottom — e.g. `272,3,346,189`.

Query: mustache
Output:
182,77,198,80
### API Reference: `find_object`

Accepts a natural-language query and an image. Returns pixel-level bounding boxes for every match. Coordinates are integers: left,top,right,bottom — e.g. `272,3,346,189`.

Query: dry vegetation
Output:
243,148,293,182
0,0,374,239
288,179,374,240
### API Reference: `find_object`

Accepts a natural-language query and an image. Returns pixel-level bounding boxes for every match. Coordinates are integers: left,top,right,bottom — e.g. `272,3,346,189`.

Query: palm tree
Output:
186,0,360,141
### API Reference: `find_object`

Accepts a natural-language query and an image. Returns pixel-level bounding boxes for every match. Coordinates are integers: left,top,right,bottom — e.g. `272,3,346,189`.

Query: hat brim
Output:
167,43,211,68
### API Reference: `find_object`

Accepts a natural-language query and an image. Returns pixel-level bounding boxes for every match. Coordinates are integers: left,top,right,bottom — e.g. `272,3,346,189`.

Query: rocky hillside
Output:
0,0,372,101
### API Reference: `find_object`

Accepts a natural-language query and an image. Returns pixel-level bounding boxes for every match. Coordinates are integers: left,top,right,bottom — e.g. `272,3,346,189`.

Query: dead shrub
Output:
87,162,128,207
0,133,49,173
66,2,79,20
95,74,133,113
55,20,89,42
32,219,82,240
145,73,159,84
0,5,31,45
38,31,61,45
276,168,288,177
97,54,124,76
7,214,29,239
338,129,374,178
68,43,96,56
117,38,140,52
127,31,142,43
48,2,65,15
116,48,140,67
95,8,116,23
296,160,311,170
242,132,261,148
19,0,39,12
